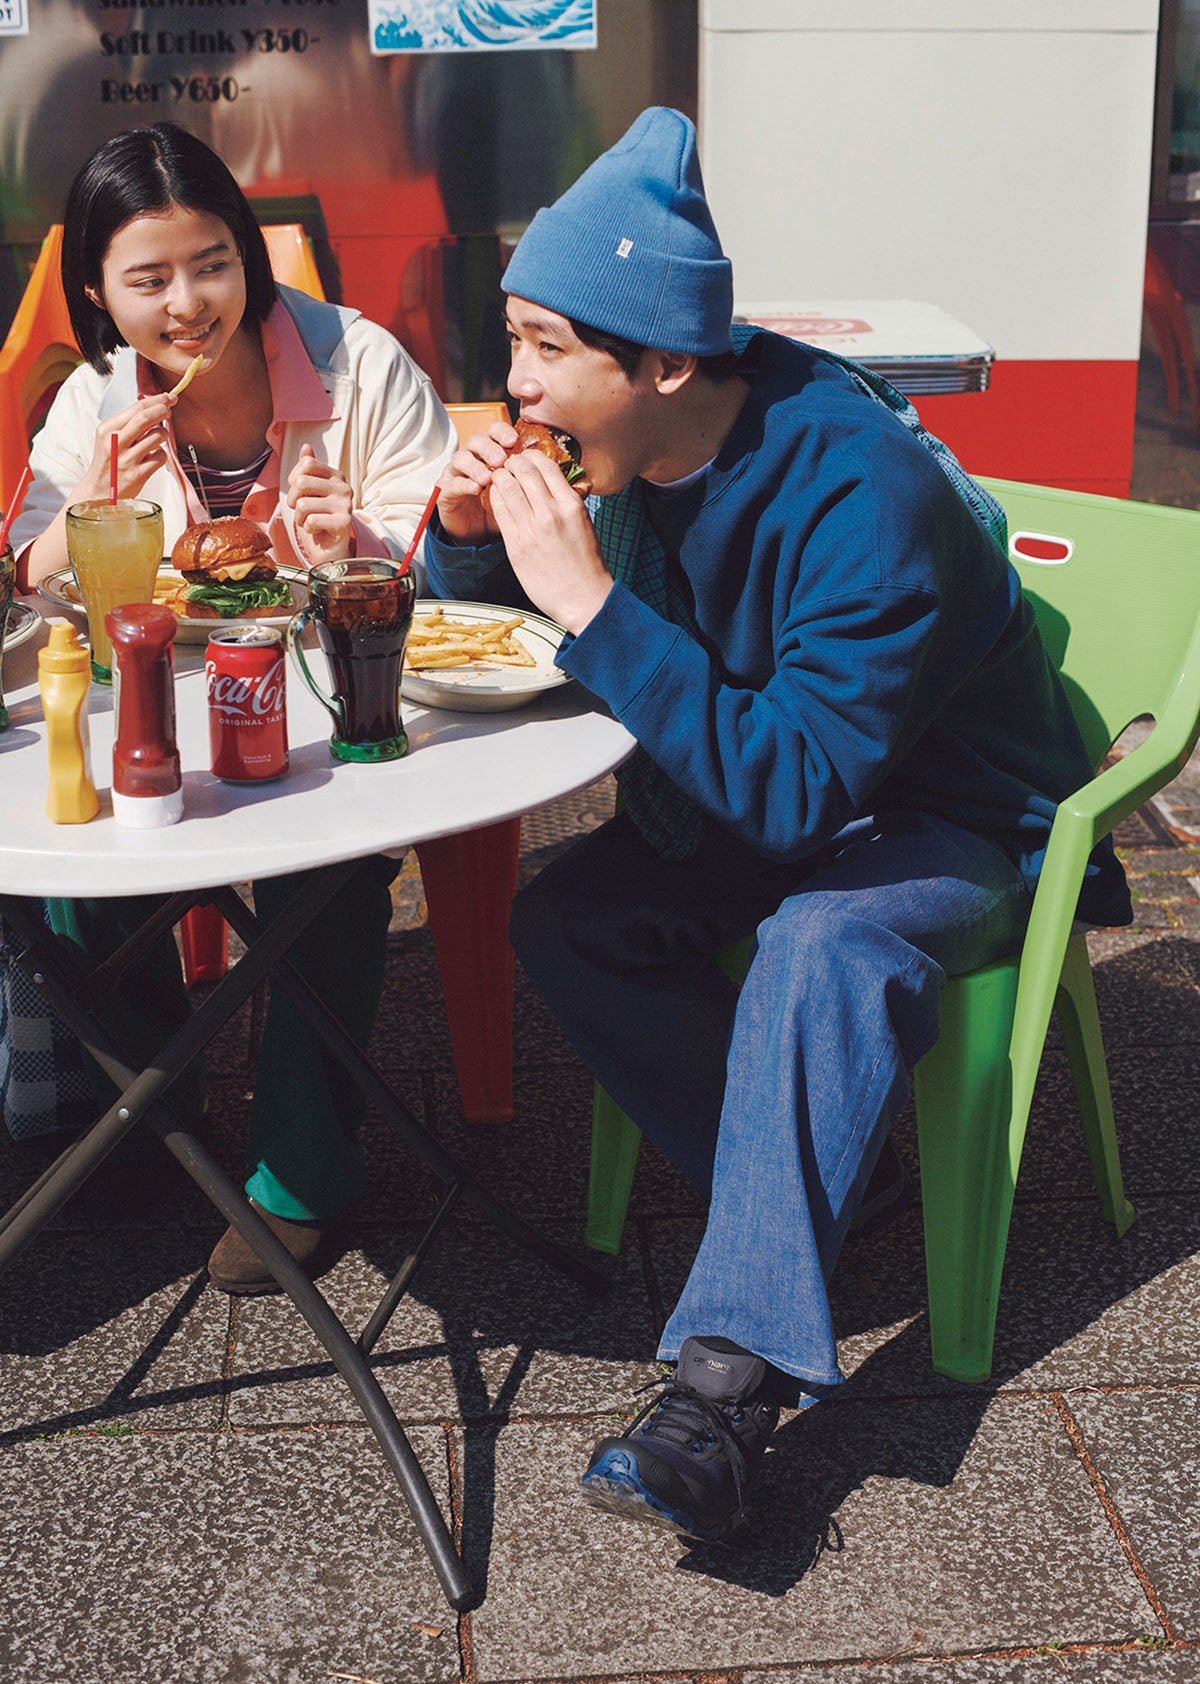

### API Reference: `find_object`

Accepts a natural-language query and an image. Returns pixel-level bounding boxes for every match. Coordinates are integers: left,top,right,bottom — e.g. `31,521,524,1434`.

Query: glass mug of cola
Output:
285,559,415,762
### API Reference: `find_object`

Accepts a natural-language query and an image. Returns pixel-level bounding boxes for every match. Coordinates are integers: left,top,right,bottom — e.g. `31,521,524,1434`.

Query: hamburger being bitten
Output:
170,517,291,619
480,418,590,517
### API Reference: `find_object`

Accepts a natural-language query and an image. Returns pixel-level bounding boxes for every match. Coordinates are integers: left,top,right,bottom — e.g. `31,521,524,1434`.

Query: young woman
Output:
9,122,457,1292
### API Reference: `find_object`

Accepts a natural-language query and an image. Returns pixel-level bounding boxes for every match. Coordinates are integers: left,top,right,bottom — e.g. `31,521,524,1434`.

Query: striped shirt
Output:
180,443,273,521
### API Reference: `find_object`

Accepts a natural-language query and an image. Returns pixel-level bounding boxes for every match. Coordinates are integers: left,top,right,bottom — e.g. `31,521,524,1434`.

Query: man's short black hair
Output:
63,122,277,374
569,316,741,383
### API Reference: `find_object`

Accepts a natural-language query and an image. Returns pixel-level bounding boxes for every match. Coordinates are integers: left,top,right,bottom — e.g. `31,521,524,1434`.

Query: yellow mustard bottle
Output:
38,617,100,824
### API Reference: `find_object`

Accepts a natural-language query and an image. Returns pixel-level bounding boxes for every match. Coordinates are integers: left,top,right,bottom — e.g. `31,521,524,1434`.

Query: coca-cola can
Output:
205,626,288,782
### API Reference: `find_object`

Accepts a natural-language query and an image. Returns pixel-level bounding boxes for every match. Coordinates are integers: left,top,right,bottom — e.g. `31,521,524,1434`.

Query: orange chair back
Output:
261,223,325,301
0,225,80,513
446,401,508,447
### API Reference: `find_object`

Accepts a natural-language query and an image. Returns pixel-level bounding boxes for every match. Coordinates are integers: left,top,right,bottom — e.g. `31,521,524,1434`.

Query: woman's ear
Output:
84,284,105,311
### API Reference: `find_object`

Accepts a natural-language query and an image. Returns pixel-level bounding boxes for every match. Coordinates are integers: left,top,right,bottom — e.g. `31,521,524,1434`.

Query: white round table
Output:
0,607,633,897
0,600,634,1614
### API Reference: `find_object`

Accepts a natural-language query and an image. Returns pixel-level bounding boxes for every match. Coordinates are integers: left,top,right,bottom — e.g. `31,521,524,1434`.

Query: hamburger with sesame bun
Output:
480,419,590,518
171,517,292,619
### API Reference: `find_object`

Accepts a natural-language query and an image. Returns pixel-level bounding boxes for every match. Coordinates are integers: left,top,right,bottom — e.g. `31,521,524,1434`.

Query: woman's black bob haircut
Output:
63,122,277,373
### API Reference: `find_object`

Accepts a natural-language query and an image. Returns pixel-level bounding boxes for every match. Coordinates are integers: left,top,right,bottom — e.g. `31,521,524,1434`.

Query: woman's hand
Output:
77,392,177,503
287,443,355,562
486,445,611,635
435,419,518,547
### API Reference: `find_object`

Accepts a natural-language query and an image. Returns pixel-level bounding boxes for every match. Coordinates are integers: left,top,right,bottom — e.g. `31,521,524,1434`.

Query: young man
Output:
425,107,1130,1543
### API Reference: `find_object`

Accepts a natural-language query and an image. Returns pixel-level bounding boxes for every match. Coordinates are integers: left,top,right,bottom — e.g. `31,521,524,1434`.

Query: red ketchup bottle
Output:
105,602,184,828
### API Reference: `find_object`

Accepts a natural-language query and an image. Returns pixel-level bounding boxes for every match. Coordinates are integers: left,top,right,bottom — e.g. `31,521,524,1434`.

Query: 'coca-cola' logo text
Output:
206,656,286,720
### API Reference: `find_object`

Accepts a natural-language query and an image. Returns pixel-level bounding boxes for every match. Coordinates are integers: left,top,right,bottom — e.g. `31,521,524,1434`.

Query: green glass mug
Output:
0,544,14,731
286,559,416,763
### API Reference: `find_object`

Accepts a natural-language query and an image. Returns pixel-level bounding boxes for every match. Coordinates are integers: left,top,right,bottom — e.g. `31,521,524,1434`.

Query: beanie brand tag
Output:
616,238,634,259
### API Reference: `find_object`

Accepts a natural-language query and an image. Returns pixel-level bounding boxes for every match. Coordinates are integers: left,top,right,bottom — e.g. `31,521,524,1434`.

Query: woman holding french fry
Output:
6,123,456,1291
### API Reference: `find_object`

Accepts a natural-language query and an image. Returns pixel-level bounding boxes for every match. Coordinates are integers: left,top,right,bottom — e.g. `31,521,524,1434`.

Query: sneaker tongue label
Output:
678,1338,765,1402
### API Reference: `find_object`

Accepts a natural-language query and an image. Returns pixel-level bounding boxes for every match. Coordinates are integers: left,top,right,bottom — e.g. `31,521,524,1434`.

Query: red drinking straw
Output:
109,433,119,504
0,460,33,553
399,485,440,576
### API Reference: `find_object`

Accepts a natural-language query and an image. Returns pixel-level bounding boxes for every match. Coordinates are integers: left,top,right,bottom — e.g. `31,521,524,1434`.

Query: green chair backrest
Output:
981,477,1200,772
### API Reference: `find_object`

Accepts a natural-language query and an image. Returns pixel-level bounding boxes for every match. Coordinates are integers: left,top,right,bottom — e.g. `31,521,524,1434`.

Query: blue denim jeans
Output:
509,809,1032,1401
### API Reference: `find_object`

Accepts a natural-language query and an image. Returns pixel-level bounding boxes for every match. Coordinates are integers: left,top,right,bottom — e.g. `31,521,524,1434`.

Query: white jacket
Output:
13,284,456,593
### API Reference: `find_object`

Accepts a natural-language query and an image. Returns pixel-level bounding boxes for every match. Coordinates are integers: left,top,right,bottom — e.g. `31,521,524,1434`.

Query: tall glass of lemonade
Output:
65,499,164,683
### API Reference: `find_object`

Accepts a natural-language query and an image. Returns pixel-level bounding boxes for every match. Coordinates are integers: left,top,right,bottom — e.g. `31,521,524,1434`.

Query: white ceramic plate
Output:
401,599,569,713
2,600,40,652
36,563,307,644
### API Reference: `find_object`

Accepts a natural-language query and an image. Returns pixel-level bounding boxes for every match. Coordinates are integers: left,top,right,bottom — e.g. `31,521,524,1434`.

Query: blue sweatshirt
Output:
425,331,1130,927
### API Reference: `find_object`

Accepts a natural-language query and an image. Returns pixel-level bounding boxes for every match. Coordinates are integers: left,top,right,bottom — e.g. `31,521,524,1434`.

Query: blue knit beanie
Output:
501,107,733,357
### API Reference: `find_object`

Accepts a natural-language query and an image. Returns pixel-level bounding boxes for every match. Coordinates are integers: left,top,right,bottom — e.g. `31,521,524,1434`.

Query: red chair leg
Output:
180,902,229,986
416,818,521,1123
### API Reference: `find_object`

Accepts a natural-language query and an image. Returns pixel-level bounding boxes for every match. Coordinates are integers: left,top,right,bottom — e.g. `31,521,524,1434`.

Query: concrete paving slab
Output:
1017,1044,1200,1204
1083,930,1200,1050
835,1196,1200,1398
0,1120,223,1234
431,1064,597,1221
1069,1390,1200,1641
0,1233,228,1436
226,1216,659,1427
643,1192,1200,1404
462,1400,1148,1679
0,1427,458,1684
751,1649,1196,1681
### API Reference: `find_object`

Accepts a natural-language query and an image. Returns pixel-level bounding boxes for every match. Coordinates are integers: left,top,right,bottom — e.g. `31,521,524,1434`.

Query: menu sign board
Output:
93,7,329,112
0,0,404,246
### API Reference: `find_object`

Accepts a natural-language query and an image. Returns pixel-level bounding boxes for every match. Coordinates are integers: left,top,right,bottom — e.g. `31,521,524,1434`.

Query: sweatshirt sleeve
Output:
558,476,944,864
422,514,538,611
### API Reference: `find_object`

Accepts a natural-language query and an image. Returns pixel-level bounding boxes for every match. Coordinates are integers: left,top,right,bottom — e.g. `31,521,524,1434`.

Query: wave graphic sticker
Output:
372,0,595,54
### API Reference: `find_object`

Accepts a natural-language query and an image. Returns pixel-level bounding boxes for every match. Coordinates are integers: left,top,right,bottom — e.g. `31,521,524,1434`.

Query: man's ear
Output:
652,349,698,395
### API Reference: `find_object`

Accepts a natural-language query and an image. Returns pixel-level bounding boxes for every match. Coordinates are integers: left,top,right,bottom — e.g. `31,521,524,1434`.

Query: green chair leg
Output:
915,959,1022,1384
1054,933,1136,1236
586,1085,642,1255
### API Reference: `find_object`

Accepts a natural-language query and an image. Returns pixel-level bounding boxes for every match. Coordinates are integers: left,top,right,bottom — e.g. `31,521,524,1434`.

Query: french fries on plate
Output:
151,573,193,620
405,608,536,670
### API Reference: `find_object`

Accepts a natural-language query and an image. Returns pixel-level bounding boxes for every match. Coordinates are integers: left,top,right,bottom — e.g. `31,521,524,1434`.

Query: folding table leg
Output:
158,1120,476,1610
210,882,607,1294
0,879,480,1607
0,865,606,1612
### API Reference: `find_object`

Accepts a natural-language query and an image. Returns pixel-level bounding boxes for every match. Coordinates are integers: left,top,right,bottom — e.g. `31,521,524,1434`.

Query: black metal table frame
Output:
0,860,607,1612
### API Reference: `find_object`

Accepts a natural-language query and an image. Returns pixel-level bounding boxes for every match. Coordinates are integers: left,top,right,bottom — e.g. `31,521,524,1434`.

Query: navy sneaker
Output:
580,1336,780,1541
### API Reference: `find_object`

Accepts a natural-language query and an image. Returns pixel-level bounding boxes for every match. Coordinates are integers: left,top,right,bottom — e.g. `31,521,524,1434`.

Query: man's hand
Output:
486,444,611,636
435,419,518,547
287,443,355,561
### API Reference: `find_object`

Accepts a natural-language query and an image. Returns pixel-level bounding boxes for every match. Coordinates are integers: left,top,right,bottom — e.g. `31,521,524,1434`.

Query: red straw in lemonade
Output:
109,433,119,504
399,485,440,576
0,460,33,552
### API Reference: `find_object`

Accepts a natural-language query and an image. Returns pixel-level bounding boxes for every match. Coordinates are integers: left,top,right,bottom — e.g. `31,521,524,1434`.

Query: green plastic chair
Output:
586,478,1200,1383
